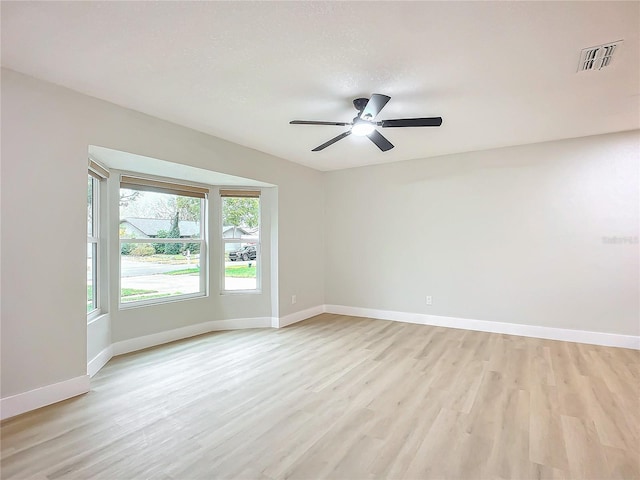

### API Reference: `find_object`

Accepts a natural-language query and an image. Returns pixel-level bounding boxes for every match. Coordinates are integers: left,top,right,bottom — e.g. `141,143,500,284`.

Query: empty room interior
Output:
1,2,639,479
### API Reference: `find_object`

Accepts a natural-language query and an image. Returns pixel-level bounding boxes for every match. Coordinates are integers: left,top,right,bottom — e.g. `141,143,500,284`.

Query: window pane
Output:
87,174,98,315
87,175,95,237
119,181,206,307
120,189,201,240
87,242,97,313
120,242,202,303
222,195,260,292
225,242,257,291
221,197,259,240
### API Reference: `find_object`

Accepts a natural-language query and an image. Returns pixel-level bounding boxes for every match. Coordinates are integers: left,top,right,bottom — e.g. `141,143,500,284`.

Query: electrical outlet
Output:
426,296,432,306
292,295,297,305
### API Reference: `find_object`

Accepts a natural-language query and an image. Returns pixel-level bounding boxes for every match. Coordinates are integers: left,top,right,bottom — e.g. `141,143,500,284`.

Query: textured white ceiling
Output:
2,1,638,171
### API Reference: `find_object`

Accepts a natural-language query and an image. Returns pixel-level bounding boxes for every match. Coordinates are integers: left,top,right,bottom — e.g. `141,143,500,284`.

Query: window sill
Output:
220,290,262,296
119,292,207,310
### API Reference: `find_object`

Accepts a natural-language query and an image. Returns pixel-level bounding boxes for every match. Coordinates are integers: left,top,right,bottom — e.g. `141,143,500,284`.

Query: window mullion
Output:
119,238,194,244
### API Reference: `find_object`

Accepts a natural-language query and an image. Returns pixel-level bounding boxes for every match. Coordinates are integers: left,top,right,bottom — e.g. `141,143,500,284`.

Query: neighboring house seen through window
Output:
119,175,208,306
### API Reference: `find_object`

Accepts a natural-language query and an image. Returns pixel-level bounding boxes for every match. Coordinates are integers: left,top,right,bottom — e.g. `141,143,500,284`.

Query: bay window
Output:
119,176,208,306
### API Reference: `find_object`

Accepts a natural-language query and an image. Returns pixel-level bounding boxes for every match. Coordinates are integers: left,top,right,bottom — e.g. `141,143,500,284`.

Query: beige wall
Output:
2,66,638,403
324,131,639,335
1,69,325,397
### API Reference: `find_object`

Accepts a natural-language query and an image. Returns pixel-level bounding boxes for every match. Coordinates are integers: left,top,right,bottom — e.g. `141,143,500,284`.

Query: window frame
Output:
118,175,209,308
87,173,100,318
220,190,262,294
87,158,109,321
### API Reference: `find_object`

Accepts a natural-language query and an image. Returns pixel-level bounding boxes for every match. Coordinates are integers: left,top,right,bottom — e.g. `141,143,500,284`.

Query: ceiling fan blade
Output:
380,117,443,128
312,131,352,151
359,94,391,120
290,120,352,126
367,130,394,152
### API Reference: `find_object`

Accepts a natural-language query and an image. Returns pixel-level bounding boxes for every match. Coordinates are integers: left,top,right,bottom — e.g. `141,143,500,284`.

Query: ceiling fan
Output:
290,94,442,152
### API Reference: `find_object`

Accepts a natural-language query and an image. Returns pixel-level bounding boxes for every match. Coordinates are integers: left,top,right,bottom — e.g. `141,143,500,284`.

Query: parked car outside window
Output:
229,245,257,261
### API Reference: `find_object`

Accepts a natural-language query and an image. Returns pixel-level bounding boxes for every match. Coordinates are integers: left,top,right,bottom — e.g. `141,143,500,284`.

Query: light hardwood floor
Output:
2,314,639,479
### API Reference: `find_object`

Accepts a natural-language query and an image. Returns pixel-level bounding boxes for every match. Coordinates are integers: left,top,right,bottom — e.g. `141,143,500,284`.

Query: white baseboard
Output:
112,316,273,356
7,305,635,422
3,310,319,420
325,305,640,350
1,375,90,421
277,305,326,328
87,346,114,378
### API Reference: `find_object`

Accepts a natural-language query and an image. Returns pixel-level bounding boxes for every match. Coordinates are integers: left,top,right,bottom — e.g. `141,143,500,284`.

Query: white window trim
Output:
120,291,206,309
118,176,208,308
87,174,101,320
220,190,262,294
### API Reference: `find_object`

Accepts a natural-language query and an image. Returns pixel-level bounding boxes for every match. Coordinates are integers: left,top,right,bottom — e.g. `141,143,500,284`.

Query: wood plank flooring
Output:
2,314,639,479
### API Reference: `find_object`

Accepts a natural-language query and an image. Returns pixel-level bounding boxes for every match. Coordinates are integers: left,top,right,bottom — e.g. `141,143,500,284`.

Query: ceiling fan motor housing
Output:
353,97,369,113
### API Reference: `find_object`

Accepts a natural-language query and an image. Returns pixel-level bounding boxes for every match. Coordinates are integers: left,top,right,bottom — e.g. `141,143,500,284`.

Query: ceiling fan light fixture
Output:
351,122,375,136
290,93,443,152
